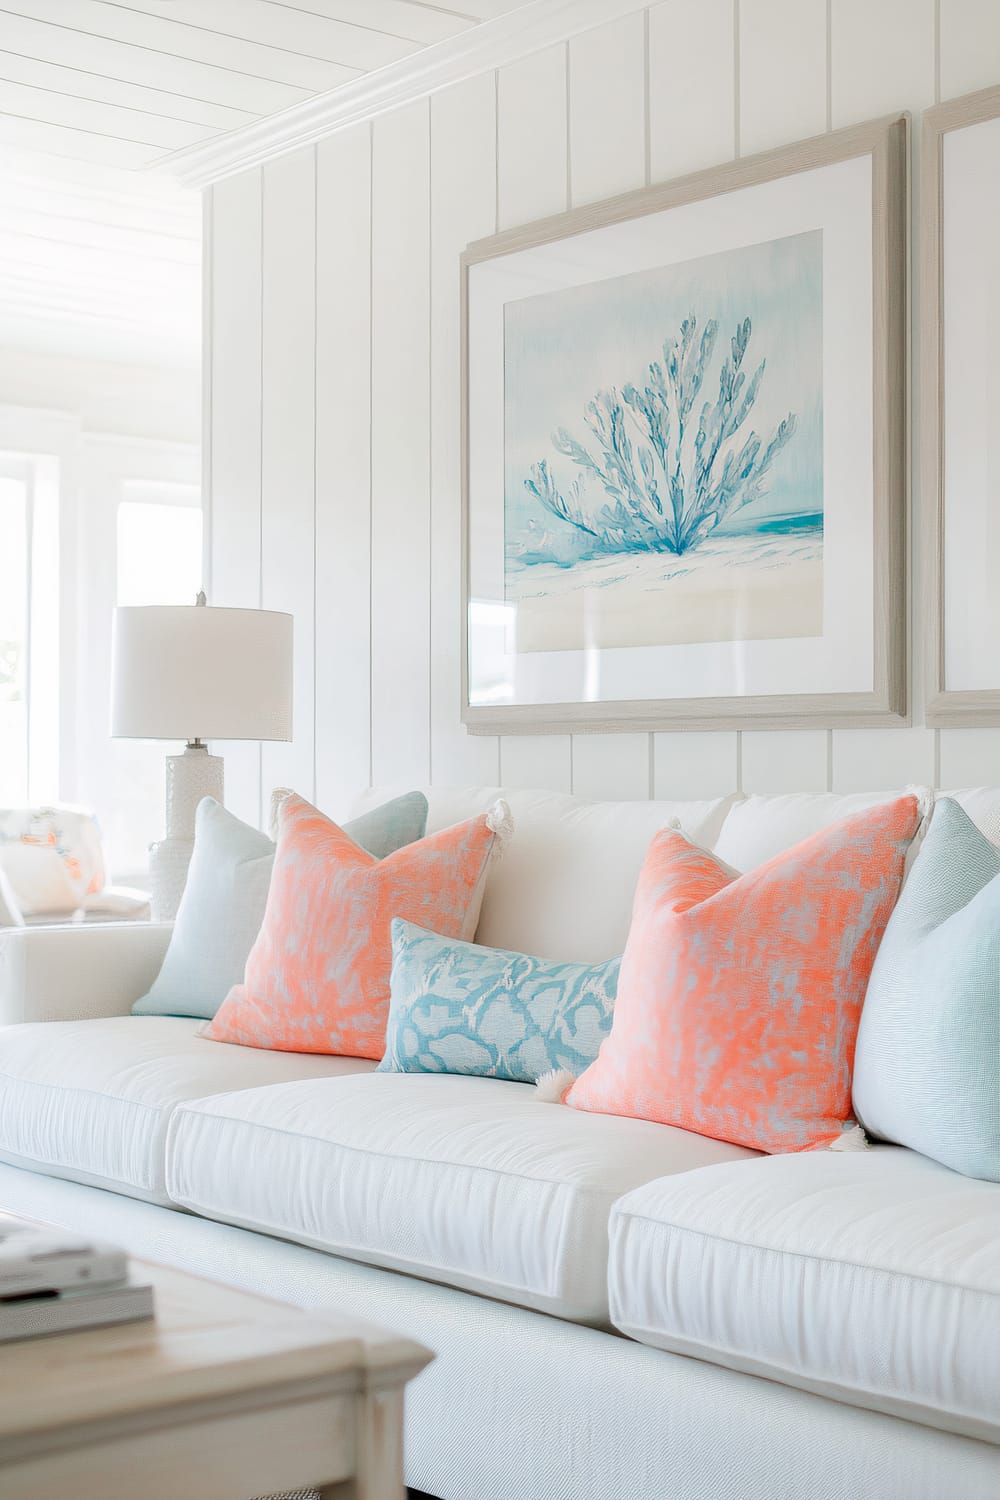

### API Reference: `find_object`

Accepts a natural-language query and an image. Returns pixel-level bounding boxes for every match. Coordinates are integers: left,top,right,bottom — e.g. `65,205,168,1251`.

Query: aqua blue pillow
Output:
853,798,1000,1181
378,918,619,1084
134,792,428,1021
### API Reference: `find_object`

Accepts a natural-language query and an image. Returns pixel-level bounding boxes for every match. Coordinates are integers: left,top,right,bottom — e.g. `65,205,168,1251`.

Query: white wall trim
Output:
155,0,648,188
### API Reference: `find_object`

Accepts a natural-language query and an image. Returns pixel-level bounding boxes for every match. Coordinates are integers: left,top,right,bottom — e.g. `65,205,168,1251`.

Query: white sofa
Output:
0,785,997,1500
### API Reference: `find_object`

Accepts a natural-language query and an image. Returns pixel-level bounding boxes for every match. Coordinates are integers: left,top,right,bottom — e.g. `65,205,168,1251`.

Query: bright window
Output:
0,419,201,881
0,474,28,805
94,484,202,877
117,499,203,608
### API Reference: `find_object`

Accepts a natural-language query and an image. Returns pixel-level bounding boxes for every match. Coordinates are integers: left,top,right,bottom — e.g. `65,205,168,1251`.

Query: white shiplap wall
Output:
208,0,1000,828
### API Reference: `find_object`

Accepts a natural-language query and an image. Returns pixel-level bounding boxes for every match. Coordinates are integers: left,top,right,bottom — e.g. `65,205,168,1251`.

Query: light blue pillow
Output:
378,918,619,1084
134,792,428,1021
853,797,1000,1181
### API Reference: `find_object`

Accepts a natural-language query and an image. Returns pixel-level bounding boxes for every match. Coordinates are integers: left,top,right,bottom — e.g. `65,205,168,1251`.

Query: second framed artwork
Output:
462,114,908,733
923,85,1000,726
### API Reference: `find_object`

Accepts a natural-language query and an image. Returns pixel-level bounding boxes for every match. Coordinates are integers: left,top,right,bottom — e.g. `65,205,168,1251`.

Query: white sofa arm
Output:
0,922,173,1025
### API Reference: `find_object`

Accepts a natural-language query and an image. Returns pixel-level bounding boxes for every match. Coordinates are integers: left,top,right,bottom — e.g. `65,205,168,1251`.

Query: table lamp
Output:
111,594,293,919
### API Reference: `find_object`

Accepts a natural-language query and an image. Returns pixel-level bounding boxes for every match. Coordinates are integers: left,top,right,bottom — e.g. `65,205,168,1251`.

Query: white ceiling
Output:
0,0,527,369
0,0,527,170
0,144,201,366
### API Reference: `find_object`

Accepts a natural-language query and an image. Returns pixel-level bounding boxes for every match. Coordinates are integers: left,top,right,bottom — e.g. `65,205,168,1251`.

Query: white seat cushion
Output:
0,1017,375,1205
166,1072,757,1323
352,786,737,961
608,1148,1000,1444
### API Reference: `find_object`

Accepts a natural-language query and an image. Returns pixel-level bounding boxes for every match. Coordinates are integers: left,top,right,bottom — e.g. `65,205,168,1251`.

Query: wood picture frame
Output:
461,113,908,735
923,86,1000,727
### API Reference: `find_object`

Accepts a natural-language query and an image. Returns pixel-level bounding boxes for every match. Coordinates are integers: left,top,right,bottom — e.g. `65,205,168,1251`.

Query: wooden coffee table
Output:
0,1225,432,1499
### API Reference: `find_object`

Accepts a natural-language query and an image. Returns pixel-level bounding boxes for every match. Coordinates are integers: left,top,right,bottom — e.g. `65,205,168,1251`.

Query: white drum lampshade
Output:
111,600,293,918
111,604,293,742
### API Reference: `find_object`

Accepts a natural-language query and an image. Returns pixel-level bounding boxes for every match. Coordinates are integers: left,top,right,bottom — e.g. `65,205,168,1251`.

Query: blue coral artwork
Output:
503,230,823,652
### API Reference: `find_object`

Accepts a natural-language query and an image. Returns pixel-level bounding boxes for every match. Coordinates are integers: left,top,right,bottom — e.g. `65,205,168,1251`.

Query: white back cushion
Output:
352,786,735,962
714,790,908,872
352,783,1000,956
950,787,1000,847
715,787,1000,871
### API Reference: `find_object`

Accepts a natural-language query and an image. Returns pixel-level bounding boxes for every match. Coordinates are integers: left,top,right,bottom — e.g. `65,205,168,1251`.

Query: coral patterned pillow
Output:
566,794,923,1153
203,794,509,1060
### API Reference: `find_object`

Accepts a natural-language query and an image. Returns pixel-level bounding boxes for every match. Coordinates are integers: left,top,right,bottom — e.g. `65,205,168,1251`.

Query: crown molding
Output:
154,0,647,188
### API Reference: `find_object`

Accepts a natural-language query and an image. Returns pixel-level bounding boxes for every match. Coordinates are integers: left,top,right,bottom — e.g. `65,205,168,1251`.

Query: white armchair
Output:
0,922,173,1025
0,868,23,929
0,806,150,927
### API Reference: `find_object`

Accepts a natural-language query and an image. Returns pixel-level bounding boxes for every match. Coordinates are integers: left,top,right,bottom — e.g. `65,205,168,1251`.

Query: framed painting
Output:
923,86,1000,726
461,114,908,734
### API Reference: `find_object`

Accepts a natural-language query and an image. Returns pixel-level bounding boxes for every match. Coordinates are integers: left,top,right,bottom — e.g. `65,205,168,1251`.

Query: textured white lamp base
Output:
149,746,224,921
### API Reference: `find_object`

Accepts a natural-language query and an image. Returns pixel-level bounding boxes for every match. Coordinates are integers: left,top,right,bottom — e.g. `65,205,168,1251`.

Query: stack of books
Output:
0,1223,154,1341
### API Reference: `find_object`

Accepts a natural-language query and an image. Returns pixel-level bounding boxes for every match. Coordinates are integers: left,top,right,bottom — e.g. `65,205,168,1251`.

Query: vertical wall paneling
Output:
831,726,936,792
206,0,1000,812
568,13,646,206
827,0,935,786
830,0,934,788
314,126,373,820
831,0,936,127
648,0,736,181
370,101,432,787
740,730,830,793
496,43,573,792
572,734,652,801
654,732,742,799
260,150,317,806
209,169,263,827
496,46,567,231
499,736,573,793
940,0,1000,98
739,0,827,155
938,729,1000,789
430,75,500,787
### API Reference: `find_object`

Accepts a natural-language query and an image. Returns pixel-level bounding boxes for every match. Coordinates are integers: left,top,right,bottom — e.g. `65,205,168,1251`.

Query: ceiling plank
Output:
0,152,201,236
118,0,422,71
3,207,200,261
0,243,201,300
0,78,213,148
0,272,198,318
0,110,158,166
0,293,197,340
0,12,315,111
208,0,472,46
6,1,362,91
435,1,526,15
0,49,259,127
0,179,198,242
0,310,198,365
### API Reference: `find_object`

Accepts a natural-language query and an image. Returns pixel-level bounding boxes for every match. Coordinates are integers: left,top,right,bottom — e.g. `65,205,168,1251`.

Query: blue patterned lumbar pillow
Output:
853,797,1000,1181
378,918,619,1084
134,791,428,1021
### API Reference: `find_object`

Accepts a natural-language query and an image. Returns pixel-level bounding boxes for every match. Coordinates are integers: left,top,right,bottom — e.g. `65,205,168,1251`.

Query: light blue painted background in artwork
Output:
503,229,823,566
